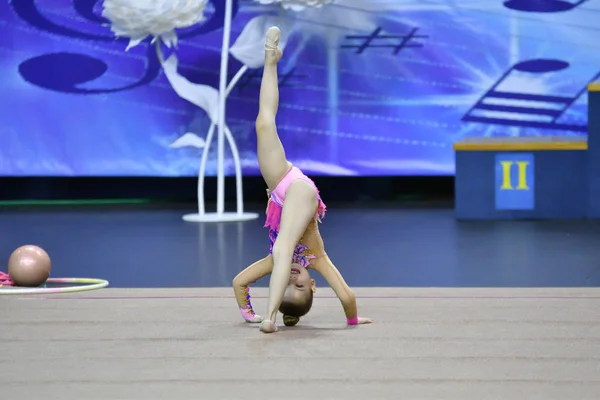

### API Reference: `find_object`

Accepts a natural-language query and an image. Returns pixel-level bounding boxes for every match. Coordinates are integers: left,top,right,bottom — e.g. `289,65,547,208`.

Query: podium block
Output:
588,83,600,217
454,137,587,220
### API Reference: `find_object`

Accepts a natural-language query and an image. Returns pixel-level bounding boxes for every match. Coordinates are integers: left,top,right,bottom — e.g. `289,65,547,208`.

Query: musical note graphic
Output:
235,67,308,92
341,27,427,55
462,59,600,132
503,0,588,13
18,50,160,94
73,0,106,24
9,0,239,94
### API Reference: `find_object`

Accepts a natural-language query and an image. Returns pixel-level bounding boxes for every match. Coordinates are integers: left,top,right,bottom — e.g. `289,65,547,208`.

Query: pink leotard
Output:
264,166,326,263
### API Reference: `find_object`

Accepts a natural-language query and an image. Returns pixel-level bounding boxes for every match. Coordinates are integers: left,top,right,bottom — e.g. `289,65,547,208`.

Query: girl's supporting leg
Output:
260,179,318,333
255,26,292,190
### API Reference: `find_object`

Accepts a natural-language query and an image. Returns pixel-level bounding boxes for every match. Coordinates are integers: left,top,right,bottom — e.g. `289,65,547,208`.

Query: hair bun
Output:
283,314,300,326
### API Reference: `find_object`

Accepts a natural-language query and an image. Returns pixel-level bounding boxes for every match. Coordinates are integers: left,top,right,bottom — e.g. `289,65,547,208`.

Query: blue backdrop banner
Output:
0,0,597,176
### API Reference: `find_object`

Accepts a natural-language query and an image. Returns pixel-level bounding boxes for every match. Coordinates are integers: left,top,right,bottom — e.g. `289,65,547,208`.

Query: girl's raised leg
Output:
255,26,291,190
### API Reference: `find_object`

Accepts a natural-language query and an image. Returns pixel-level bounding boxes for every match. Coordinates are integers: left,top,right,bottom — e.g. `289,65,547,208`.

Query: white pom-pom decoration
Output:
102,0,208,50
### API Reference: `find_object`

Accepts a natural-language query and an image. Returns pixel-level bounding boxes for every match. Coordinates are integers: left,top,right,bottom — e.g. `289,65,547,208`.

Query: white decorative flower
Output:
101,0,208,50
254,0,334,12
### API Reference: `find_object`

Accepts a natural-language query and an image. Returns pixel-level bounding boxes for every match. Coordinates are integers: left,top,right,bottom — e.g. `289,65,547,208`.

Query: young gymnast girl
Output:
232,26,372,334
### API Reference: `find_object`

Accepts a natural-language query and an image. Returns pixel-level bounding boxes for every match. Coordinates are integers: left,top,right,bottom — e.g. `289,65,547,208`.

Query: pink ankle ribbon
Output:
347,316,359,325
240,308,255,322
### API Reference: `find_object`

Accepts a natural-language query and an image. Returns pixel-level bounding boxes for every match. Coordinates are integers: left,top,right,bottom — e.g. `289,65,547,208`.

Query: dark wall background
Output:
0,176,454,205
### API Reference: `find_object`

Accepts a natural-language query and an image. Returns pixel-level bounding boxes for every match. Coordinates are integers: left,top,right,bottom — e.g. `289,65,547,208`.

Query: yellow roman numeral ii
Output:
500,161,529,190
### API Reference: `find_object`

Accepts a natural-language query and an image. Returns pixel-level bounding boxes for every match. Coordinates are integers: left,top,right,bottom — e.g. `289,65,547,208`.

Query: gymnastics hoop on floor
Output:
0,277,109,295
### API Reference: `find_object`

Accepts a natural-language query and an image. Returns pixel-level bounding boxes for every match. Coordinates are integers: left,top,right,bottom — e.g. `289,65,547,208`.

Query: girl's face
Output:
283,265,316,304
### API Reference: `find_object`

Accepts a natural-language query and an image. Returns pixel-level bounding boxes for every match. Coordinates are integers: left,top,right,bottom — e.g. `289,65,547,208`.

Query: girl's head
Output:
278,265,315,326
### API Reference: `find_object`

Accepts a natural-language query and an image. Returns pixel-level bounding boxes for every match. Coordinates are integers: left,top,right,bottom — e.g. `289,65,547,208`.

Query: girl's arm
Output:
232,255,274,323
311,255,372,325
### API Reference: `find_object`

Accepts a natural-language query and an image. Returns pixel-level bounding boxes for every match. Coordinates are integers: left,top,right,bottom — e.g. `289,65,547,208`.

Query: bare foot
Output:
264,26,282,65
259,319,278,333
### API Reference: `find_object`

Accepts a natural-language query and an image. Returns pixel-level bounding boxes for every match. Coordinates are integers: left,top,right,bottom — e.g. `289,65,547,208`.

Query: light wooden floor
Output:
1,287,599,400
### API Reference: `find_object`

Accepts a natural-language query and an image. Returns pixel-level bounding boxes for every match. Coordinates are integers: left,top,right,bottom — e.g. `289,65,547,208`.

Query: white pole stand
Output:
182,212,259,223
182,0,259,223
